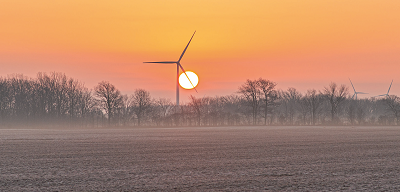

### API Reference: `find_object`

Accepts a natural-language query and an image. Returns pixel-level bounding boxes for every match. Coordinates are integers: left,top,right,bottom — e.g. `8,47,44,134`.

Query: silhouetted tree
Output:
0,78,11,123
151,98,173,126
383,95,400,125
280,88,302,125
347,101,356,125
157,98,173,118
9,74,33,123
303,89,324,125
220,95,243,125
257,78,277,125
323,82,348,124
206,96,226,126
77,88,94,126
132,89,152,126
94,81,123,126
66,77,86,122
117,94,134,126
2,72,400,127
188,95,203,126
238,79,261,125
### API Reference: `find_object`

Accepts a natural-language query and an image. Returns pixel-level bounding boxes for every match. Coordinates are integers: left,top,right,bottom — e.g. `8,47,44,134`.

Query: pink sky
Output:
1,1,400,102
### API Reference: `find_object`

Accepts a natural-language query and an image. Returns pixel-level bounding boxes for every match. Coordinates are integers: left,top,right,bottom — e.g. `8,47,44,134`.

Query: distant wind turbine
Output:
374,80,393,98
349,78,368,100
144,31,198,106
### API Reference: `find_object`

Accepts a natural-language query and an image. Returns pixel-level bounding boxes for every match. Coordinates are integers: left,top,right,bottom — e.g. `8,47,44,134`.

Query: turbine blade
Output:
143,61,177,64
177,31,196,63
358,92,368,94
178,63,198,93
388,79,393,94
348,78,356,92
352,93,355,99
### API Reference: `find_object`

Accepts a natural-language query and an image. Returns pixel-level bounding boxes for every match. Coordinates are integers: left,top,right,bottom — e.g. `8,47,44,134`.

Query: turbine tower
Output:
375,80,393,98
349,78,367,100
144,31,198,106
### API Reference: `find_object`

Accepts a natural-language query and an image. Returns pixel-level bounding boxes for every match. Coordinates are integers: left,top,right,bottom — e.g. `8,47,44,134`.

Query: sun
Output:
179,71,199,89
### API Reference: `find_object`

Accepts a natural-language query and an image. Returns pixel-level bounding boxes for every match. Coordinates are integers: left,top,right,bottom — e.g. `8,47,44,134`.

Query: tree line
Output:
1,72,400,127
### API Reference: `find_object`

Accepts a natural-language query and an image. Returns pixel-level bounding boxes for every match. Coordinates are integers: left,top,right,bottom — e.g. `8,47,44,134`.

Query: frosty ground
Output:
1,126,400,191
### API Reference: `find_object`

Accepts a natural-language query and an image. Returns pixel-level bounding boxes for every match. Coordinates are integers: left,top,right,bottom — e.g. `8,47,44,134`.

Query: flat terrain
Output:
1,126,400,191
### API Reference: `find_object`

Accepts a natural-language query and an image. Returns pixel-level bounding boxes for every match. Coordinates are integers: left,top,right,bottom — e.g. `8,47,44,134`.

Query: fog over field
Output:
1,126,400,191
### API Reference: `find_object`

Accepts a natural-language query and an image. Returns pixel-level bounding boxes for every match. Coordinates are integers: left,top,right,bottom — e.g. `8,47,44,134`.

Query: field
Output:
1,126,400,191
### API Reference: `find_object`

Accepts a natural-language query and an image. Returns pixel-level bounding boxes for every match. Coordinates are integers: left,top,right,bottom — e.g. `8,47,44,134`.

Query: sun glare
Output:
179,71,199,89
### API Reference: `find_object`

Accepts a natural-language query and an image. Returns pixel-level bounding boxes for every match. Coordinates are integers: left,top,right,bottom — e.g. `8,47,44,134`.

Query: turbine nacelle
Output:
349,78,368,100
373,80,393,98
143,61,198,93
143,31,198,106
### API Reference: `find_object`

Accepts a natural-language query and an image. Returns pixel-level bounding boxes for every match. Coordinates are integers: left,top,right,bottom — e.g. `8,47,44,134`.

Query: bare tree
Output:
94,81,123,126
4,72,400,127
52,73,69,119
206,96,226,126
36,72,52,120
257,78,277,125
35,72,70,121
151,98,173,126
118,94,135,126
238,79,261,125
280,88,302,125
77,88,95,126
66,77,83,121
323,82,348,124
383,95,400,125
132,89,152,126
8,74,33,123
347,101,356,125
188,95,203,126
0,78,11,123
220,95,243,125
303,89,324,125
156,98,173,118
356,104,366,125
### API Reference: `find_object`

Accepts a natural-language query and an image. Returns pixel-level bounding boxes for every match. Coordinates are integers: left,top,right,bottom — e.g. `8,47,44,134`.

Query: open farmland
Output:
1,126,400,191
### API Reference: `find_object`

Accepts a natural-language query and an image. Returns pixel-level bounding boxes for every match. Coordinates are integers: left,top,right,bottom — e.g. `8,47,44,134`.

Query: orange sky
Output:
1,0,400,102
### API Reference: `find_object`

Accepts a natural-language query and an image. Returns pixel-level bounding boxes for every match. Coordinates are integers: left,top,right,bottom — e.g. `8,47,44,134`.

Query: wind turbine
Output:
144,31,198,106
374,80,393,98
349,78,368,100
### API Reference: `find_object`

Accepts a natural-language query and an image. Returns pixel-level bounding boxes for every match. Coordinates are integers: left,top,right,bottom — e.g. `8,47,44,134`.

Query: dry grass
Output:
1,126,400,191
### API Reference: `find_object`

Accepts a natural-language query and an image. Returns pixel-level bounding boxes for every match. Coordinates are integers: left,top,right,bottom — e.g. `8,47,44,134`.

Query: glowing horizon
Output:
1,0,400,102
